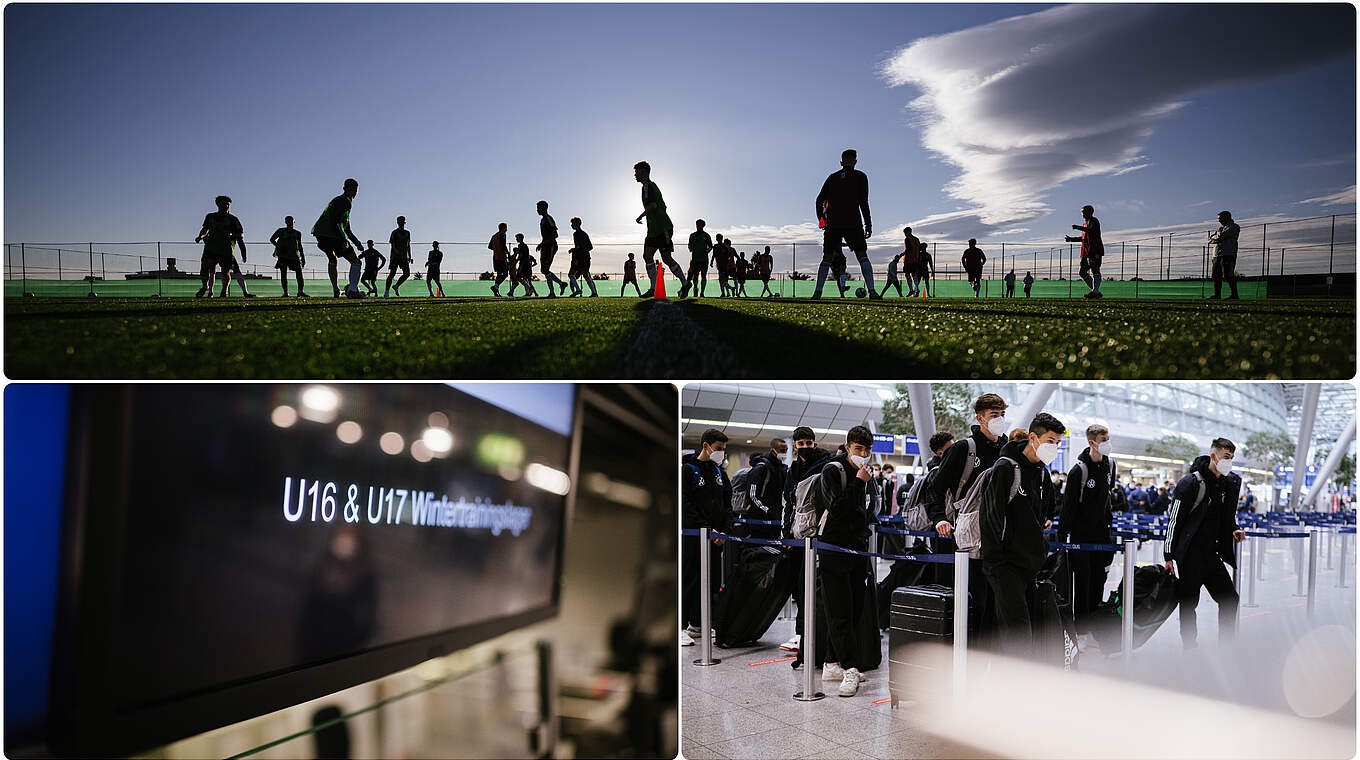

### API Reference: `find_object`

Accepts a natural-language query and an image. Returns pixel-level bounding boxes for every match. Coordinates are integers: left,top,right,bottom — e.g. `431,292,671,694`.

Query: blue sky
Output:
5,3,1355,264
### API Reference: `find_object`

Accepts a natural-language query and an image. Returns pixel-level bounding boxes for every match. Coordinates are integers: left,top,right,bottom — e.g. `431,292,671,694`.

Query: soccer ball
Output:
855,287,866,298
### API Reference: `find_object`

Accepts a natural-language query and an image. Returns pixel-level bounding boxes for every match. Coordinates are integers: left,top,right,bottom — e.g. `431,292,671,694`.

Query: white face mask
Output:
986,416,1009,437
850,454,870,468
1035,442,1060,466
708,448,725,466
1096,441,1113,456
1216,458,1233,476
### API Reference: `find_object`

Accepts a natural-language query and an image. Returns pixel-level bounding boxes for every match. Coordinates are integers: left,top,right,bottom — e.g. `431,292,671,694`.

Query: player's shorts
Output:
203,248,237,269
388,254,410,270
315,236,354,259
540,241,558,268
644,233,674,254
689,254,708,270
362,266,379,280
274,255,301,270
569,254,591,277
427,267,440,280
494,259,509,275
822,227,868,262
965,265,983,281
1079,255,1102,276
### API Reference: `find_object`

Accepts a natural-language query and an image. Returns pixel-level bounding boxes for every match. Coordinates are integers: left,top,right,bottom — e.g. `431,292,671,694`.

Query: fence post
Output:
57,249,62,282
21,243,26,293
101,251,107,282
1067,243,1073,297
793,536,823,701
1328,215,1336,296
693,527,720,666
1134,242,1140,298
1121,539,1135,666
157,242,163,297
1306,529,1319,620
953,550,969,699
88,243,94,295
1121,242,1125,283
791,243,796,297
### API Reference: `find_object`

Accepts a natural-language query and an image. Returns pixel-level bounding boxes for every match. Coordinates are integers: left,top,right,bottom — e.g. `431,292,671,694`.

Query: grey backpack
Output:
793,462,846,539
955,456,1022,557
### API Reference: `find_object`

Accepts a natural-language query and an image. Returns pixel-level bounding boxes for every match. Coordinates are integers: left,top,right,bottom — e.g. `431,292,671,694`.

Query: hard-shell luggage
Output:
887,584,976,707
714,545,795,647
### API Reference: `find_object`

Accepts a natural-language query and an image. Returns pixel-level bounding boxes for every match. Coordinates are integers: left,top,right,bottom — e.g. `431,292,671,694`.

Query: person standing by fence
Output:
385,216,411,297
270,216,306,297
1065,204,1105,299
683,220,712,298
1209,210,1241,300
311,178,366,298
813,149,878,299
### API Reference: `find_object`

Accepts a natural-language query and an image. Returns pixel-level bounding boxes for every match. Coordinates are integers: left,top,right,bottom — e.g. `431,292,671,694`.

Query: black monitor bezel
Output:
46,383,580,757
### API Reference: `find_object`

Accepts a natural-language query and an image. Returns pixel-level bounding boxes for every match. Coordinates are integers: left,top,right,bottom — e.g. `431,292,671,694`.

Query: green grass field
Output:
4,294,1351,379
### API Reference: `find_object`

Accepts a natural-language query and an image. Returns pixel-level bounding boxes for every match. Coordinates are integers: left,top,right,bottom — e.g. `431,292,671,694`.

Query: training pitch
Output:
4,295,1353,379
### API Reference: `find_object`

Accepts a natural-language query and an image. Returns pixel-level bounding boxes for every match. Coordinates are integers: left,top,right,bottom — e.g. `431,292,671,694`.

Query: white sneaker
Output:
838,668,862,697
680,630,696,647
822,662,844,682
779,635,801,652
1076,633,1097,653
684,624,701,636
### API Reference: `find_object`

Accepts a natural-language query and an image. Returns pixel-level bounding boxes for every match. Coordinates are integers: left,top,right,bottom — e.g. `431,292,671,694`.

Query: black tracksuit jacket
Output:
1165,456,1242,567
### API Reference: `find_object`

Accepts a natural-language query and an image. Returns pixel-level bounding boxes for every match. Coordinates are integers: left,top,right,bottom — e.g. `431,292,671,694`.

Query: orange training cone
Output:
653,262,667,300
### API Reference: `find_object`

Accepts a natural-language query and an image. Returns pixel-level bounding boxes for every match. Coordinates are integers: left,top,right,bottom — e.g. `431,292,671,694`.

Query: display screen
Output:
90,384,571,713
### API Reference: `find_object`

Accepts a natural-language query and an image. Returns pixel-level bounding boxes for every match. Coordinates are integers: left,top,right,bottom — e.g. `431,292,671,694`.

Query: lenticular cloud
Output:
881,3,1353,236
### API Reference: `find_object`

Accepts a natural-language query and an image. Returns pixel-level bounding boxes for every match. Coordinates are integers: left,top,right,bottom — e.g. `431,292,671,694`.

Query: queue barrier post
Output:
1121,539,1134,668
1233,538,1243,597
1243,536,1260,608
692,528,720,666
1340,530,1350,589
1327,529,1336,571
1255,532,1266,581
953,550,969,699
793,537,824,701
1295,534,1308,597
1306,529,1319,621
870,523,879,582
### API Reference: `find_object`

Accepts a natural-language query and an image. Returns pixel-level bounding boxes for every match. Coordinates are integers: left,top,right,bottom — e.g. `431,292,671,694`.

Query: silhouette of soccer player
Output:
489,222,511,297
195,195,256,298
426,242,444,297
880,251,905,298
633,161,686,297
813,149,877,299
1209,210,1241,300
1064,204,1105,299
568,217,599,297
385,216,411,297
360,240,387,295
683,219,712,298
734,252,750,297
962,238,986,296
511,235,538,297
918,242,934,297
535,200,568,297
1004,268,1016,297
757,245,775,297
270,215,307,297
623,252,642,296
311,178,366,298
1023,270,1035,298
902,227,921,296
713,234,732,297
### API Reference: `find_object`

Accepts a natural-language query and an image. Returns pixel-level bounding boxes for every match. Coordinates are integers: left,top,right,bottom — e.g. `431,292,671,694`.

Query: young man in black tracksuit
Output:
681,429,731,647
1058,424,1117,636
927,394,1008,589
1164,438,1246,648
744,439,788,540
981,412,1067,659
781,426,832,655
926,431,955,472
815,425,877,696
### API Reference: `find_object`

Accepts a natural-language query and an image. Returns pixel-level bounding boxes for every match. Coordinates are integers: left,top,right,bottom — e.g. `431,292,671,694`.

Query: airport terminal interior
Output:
680,382,1357,760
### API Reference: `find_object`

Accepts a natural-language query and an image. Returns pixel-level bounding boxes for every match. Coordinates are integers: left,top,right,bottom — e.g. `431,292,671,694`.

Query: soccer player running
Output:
813,149,878,299
425,242,444,297
489,222,511,297
683,220,712,298
385,216,412,297
535,200,568,297
962,239,986,296
269,215,306,297
757,245,775,297
1208,210,1241,300
633,161,686,297
622,252,642,296
1064,204,1105,299
568,217,598,297
359,240,387,295
1164,438,1246,649
195,195,256,298
311,178,366,298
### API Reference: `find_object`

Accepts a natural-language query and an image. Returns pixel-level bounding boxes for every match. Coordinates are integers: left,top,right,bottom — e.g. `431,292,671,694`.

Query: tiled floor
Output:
681,534,1357,759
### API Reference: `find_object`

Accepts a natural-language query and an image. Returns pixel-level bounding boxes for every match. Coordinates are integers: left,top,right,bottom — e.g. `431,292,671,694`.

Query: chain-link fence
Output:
4,213,1354,298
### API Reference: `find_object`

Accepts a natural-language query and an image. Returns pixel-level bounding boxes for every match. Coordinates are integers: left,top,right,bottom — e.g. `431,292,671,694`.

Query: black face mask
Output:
797,448,814,461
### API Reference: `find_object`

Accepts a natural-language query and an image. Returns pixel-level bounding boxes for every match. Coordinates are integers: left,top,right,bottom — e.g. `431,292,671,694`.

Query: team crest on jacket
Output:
1087,479,1096,489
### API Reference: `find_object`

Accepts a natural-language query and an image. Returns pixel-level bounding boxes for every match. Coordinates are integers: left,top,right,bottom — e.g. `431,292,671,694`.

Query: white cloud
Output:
1297,185,1357,207
880,4,1353,237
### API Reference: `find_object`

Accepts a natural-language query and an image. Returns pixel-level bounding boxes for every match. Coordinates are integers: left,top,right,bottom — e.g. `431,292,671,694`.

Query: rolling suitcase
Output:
887,584,975,707
713,545,795,647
